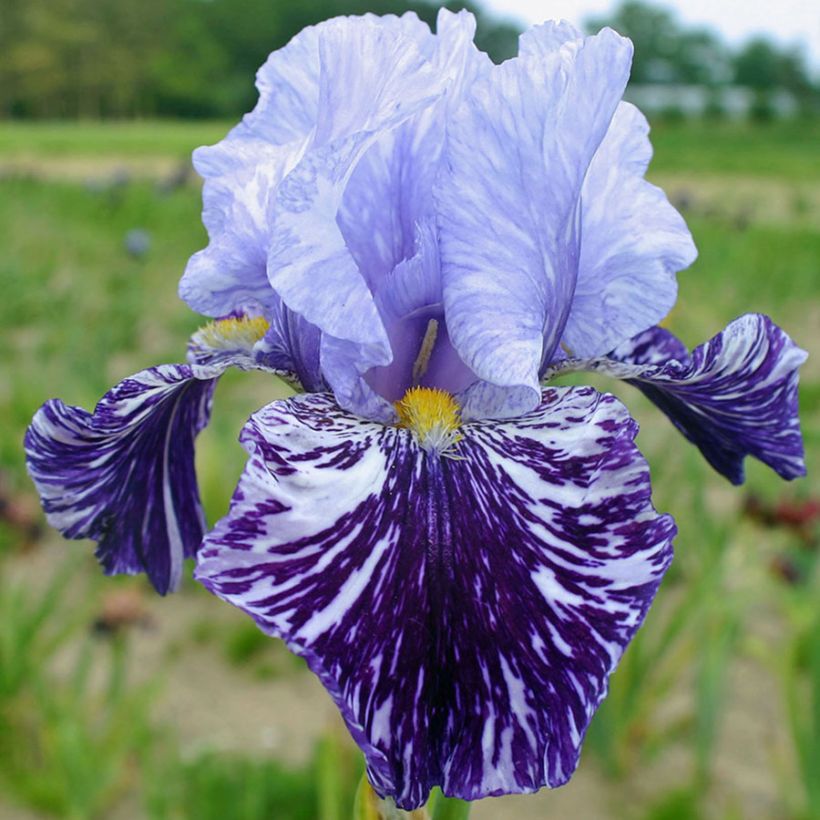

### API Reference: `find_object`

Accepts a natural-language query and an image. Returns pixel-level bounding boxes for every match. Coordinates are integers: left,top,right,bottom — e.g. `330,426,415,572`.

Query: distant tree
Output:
4,0,820,121
0,0,168,117
680,27,733,86
734,37,814,95
734,37,819,115
145,0,521,118
0,0,522,119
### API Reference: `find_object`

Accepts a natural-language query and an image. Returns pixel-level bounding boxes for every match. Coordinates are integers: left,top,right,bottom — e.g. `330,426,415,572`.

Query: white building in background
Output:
624,85,800,119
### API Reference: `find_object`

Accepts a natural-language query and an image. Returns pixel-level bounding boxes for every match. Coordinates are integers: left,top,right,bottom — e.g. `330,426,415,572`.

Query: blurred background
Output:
0,1,818,818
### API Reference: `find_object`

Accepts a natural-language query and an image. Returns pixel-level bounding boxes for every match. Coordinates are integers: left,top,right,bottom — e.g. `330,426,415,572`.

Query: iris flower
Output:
25,11,806,810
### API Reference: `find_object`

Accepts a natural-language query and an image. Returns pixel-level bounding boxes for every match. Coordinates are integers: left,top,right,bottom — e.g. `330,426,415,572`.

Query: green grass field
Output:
0,121,235,159
1,118,819,177
0,120,817,820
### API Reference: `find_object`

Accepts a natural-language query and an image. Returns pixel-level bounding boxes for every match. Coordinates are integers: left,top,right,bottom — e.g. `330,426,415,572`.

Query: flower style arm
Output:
544,314,808,484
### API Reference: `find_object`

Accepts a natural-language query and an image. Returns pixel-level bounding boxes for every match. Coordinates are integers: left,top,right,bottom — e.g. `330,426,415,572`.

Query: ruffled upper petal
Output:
202,13,433,150
309,16,439,147
337,126,432,292
436,29,633,417
195,387,674,807
559,103,697,359
178,14,703,429
268,16,482,418
179,15,326,318
546,315,808,484
517,19,584,56
183,16,444,371
231,23,322,147
333,13,487,415
268,133,395,378
180,143,303,318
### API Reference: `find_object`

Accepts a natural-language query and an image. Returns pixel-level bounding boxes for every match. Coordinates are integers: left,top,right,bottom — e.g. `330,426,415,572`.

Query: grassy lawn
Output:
648,118,820,178
0,120,817,820
0,120,234,159
0,117,818,178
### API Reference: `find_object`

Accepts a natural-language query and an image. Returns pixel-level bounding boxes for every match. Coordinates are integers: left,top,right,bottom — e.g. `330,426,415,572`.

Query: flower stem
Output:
427,789,471,820
352,777,471,820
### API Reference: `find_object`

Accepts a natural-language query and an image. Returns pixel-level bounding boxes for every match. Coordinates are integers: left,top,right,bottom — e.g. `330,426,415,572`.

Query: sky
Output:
482,0,820,71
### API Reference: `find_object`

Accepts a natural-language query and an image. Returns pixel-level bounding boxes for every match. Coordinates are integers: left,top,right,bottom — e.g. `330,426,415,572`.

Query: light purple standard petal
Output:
267,14,445,315
179,19,320,319
25,366,213,596
559,103,697,359
521,26,695,360
436,29,633,417
546,315,808,484
323,13,487,417
180,144,303,318
183,14,444,356
229,23,322,147
335,11,488,293
269,133,394,372
195,388,674,808
232,11,434,148
267,18,449,412
517,19,584,56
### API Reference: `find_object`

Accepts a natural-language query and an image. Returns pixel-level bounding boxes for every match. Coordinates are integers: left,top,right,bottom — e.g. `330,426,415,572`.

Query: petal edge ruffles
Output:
561,102,697,359
545,315,808,484
195,388,674,807
25,366,213,595
436,29,633,416
25,326,292,594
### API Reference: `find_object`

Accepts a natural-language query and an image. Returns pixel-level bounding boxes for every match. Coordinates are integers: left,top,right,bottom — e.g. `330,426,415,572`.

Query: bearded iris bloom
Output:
25,11,806,810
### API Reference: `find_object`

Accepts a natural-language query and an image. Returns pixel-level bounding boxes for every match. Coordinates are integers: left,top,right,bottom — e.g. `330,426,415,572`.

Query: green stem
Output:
352,776,471,820
428,789,471,820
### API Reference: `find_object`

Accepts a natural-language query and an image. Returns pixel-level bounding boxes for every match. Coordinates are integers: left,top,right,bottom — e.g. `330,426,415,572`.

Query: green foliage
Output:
3,118,820,178
0,0,521,120
0,559,160,818
2,642,159,818
0,558,84,701
146,734,362,820
0,119,233,156
782,597,820,819
224,621,273,666
642,789,702,820
146,753,317,820
734,37,816,99
428,789,472,819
